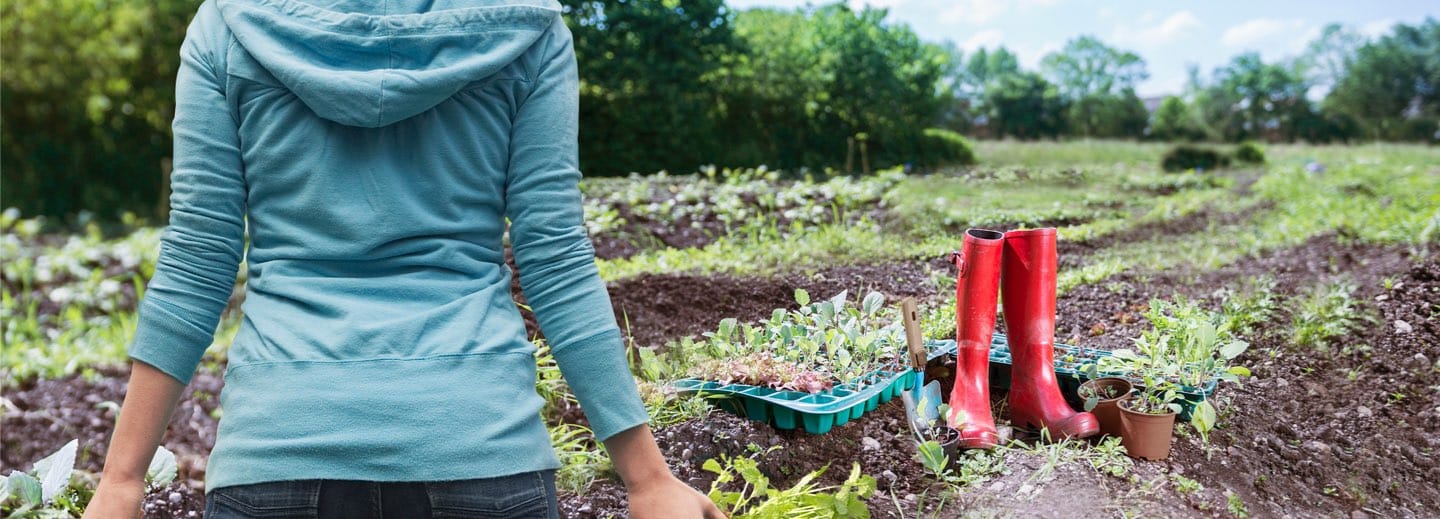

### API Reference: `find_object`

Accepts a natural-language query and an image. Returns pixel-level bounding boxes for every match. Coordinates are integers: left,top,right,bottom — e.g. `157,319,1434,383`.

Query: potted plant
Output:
1077,376,1133,437
1088,298,1251,439
911,403,962,475
1117,371,1181,460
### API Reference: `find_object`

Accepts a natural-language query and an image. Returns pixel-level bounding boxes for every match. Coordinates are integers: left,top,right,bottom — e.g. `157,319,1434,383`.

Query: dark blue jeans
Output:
204,470,559,518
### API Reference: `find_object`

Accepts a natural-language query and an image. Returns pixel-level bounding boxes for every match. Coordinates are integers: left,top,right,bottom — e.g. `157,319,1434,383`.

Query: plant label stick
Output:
901,297,925,371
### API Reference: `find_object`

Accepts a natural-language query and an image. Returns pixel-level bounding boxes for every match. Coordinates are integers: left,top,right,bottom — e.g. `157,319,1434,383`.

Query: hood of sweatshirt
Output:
215,0,561,127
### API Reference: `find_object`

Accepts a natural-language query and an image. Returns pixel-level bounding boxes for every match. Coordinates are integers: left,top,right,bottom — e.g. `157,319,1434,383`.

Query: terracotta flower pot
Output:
1078,377,1133,437
1118,400,1176,460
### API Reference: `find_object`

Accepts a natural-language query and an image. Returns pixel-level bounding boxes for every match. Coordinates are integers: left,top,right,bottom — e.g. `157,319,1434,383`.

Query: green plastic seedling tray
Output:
985,332,1219,421
672,339,959,434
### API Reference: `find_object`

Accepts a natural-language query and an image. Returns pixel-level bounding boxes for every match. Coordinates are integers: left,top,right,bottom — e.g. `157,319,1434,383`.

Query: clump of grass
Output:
1289,281,1369,351
550,423,611,495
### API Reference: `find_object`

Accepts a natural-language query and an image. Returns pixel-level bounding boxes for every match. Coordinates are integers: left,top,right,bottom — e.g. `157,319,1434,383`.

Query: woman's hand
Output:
82,478,144,519
602,424,725,518
626,473,725,519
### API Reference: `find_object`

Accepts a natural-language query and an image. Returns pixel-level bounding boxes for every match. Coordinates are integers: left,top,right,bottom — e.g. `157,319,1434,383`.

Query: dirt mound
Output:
1056,202,1270,271
1054,234,1417,351
608,261,941,348
559,401,938,519
1163,254,1440,517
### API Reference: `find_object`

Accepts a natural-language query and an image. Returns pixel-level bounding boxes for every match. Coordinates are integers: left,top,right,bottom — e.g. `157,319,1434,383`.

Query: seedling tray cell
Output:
673,341,956,434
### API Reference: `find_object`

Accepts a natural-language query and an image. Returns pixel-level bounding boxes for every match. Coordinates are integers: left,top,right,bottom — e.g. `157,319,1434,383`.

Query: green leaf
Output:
1219,339,1249,360
9,471,42,505
147,445,178,489
1191,400,1217,435
33,439,76,502
1084,395,1100,412
794,289,810,306
1227,366,1252,377
861,291,884,316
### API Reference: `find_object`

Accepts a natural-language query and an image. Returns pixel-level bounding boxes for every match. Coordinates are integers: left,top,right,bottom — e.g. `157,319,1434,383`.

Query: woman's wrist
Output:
601,424,675,492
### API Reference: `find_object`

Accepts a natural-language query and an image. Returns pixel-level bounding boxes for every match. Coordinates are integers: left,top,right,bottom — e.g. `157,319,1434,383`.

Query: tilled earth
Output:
4,229,1436,517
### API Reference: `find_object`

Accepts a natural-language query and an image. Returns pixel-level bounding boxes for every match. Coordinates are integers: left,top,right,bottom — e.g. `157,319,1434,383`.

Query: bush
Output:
915,128,977,170
1161,145,1230,173
1233,141,1266,164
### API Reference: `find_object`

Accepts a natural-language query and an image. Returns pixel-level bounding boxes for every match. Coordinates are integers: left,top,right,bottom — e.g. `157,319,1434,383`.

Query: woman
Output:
83,0,722,517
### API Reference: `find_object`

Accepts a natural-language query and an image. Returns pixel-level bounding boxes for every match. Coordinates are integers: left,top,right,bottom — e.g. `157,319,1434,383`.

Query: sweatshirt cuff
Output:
550,328,648,441
127,298,214,385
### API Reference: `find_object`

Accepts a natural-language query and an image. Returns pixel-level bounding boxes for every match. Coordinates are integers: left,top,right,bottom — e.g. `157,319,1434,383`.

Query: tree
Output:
1150,96,1207,142
947,46,1022,135
562,0,737,175
1196,53,1310,142
1,0,200,218
716,5,955,171
1325,18,1439,141
1041,36,1147,100
1040,36,1148,138
983,72,1067,140
1298,23,1363,92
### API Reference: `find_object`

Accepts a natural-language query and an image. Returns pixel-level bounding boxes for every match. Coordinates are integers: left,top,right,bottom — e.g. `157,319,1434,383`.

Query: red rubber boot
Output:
1001,228,1099,440
945,229,1005,449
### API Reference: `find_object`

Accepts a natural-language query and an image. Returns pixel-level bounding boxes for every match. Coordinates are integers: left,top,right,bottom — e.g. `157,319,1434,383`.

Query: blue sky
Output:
725,0,1439,97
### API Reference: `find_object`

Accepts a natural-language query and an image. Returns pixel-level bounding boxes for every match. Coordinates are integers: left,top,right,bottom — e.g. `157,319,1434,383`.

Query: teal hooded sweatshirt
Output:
128,0,648,492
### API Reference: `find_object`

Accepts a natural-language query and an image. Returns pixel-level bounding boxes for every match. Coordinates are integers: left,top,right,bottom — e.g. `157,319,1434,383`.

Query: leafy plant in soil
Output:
1219,276,1280,335
580,166,902,242
1289,280,1368,351
688,290,906,393
1,439,176,516
703,454,875,519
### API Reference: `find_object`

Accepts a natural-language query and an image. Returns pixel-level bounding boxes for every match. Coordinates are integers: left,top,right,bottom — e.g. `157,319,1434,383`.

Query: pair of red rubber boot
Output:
945,228,1099,449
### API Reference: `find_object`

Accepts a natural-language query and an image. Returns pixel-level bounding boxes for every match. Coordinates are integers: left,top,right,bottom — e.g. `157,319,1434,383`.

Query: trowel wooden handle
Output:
901,297,925,371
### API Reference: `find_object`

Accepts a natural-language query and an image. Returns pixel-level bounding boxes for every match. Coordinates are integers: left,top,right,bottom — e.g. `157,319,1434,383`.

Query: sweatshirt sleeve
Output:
504,19,648,441
128,2,246,385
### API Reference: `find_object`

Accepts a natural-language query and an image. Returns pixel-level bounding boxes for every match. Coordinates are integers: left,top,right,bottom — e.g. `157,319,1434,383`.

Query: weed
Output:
1226,492,1249,518
1220,276,1280,334
1290,281,1368,351
704,454,875,519
1171,474,1202,494
550,423,611,496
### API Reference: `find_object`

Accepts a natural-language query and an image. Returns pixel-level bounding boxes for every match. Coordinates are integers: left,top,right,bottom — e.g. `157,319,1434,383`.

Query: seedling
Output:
689,289,906,392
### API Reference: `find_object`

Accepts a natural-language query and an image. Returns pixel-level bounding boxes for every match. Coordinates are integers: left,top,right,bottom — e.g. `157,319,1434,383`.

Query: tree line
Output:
2,0,1436,218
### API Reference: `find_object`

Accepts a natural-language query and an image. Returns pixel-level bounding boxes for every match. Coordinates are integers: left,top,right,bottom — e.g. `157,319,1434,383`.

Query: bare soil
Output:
5,234,1435,518
607,261,942,348
1,366,221,518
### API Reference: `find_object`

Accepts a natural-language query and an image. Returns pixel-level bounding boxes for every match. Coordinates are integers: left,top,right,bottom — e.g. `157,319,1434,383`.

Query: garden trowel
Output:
900,298,942,433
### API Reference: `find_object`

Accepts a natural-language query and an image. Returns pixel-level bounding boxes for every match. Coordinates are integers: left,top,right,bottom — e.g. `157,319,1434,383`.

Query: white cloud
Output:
1221,18,1308,48
1289,24,1324,54
960,29,1005,52
1112,10,1203,47
1360,19,1396,39
1019,41,1063,69
941,0,1009,25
